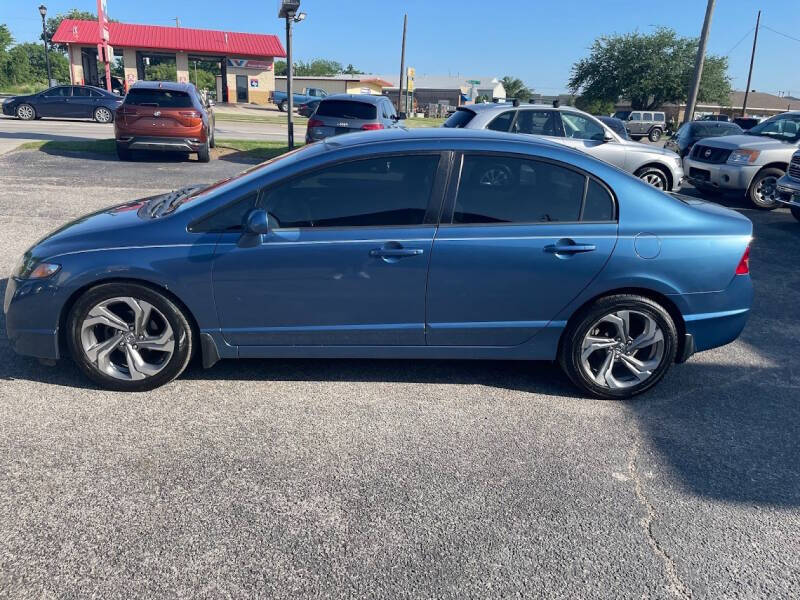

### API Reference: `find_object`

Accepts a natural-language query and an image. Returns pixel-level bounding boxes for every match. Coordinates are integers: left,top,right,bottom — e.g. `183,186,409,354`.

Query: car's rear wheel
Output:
94,106,113,123
747,168,783,209
279,99,288,112
197,141,211,163
16,103,35,120
635,166,669,190
558,294,678,399
66,283,194,392
648,128,663,142
116,143,132,161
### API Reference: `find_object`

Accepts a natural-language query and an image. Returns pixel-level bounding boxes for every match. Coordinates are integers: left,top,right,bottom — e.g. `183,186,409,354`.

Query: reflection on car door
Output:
211,153,447,346
70,86,96,118
37,86,72,117
426,153,617,346
557,112,627,170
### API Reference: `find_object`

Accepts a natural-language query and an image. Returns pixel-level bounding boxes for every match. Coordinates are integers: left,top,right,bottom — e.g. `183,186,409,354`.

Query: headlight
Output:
13,254,60,279
728,149,761,164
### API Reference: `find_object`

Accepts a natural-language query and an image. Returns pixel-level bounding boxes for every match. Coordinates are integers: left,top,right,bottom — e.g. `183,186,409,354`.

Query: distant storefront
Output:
52,19,285,104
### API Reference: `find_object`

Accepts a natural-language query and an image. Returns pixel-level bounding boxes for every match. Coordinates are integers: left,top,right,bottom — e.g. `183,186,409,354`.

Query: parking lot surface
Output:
0,146,798,599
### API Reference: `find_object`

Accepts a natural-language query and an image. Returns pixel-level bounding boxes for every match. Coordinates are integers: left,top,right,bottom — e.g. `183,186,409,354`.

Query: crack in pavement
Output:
628,440,693,599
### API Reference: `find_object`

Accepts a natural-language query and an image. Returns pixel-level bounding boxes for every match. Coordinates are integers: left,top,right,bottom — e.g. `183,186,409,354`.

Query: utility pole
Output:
683,0,716,124
397,14,407,115
175,17,180,27
741,10,761,117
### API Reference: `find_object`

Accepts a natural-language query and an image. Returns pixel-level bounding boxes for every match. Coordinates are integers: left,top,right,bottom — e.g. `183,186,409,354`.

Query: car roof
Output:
320,94,386,105
129,81,195,92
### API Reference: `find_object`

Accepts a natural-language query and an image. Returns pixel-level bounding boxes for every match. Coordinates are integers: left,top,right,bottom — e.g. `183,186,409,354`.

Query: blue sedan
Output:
4,129,753,398
2,85,123,123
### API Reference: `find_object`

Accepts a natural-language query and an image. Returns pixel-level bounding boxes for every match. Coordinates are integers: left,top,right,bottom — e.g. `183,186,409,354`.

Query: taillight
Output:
735,245,750,275
361,123,384,130
307,118,324,128
178,111,203,126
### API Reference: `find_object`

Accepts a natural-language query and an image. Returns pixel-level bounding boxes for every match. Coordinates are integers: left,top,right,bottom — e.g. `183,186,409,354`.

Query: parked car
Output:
4,129,753,399
664,121,743,158
732,117,762,131
305,94,405,144
776,149,800,221
446,104,683,191
697,114,730,122
2,85,123,123
683,111,800,208
613,110,667,141
297,98,321,118
114,81,215,163
597,116,630,140
271,87,328,112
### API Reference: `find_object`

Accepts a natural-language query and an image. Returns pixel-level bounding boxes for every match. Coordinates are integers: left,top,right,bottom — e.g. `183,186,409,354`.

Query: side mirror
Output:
603,133,614,143
244,209,270,235
397,112,407,120
206,99,215,107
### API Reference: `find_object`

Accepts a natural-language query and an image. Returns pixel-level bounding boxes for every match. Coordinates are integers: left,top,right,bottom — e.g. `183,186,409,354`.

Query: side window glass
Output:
72,87,91,97
582,180,614,221
655,112,665,122
642,112,653,121
46,87,70,97
454,155,585,224
190,192,259,232
630,113,642,121
263,155,440,228
487,111,515,132
89,88,104,97
561,113,606,141
513,110,559,137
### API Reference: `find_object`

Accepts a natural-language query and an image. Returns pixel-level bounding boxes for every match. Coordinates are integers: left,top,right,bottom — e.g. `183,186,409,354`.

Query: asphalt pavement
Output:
0,143,798,599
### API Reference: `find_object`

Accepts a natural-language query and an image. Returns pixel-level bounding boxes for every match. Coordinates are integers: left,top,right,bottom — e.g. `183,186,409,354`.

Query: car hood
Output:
26,195,170,261
693,134,797,151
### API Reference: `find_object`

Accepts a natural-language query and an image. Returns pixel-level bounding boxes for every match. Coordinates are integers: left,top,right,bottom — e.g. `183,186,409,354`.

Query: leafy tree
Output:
568,27,731,110
274,60,287,76
575,96,615,115
342,63,363,75
274,59,363,78
0,24,12,53
500,76,533,101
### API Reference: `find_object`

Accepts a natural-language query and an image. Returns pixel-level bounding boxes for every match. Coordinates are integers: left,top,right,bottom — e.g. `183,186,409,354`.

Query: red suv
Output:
114,81,215,162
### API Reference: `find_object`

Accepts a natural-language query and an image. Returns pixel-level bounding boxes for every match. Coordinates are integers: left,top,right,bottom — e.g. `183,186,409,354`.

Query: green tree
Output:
295,59,343,76
342,63,363,75
568,27,731,110
11,43,70,84
274,59,287,76
500,76,533,101
574,96,615,115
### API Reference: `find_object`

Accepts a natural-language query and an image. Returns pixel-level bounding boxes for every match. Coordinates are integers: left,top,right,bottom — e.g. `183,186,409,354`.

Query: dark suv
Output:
114,81,215,162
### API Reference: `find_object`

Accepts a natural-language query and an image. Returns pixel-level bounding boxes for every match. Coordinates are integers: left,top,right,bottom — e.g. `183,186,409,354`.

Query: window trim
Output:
487,110,517,132
187,150,452,234
440,151,618,227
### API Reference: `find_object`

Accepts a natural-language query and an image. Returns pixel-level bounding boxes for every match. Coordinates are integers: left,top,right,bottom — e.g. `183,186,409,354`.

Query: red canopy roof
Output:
52,19,285,58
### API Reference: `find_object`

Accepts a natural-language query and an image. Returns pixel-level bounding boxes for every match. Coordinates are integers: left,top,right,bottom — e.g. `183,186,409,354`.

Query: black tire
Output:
791,206,800,222
279,99,288,112
208,126,215,148
747,168,784,210
634,165,669,190
94,106,113,123
648,128,663,142
116,143,132,161
66,282,194,392
16,103,35,120
197,141,211,163
558,294,678,400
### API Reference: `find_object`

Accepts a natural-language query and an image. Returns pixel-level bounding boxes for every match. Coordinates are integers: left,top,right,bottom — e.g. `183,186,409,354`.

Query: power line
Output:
761,24,800,45
725,27,754,56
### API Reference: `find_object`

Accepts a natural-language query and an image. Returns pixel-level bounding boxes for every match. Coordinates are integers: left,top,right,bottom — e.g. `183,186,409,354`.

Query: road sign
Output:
467,79,480,85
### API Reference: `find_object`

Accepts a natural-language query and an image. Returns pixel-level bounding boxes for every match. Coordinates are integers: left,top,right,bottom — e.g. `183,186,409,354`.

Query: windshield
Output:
746,113,800,142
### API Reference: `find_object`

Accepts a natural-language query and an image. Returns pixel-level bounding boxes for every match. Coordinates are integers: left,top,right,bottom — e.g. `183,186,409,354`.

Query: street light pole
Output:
38,5,52,86
286,14,294,149
683,0,716,124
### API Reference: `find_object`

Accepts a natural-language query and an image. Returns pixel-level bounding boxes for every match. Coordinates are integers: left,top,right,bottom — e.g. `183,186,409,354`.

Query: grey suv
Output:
683,111,800,208
613,110,667,142
447,104,683,191
305,95,405,143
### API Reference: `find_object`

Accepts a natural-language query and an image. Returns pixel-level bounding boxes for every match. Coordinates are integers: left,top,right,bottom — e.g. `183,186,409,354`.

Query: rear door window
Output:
513,110,560,136
654,112,665,122
487,111,515,132
44,87,71,97
560,113,606,141
124,89,193,108
443,108,476,128
642,113,653,122
316,100,377,120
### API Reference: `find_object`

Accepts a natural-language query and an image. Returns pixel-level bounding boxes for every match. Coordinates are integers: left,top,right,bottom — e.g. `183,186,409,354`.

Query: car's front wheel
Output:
747,168,783,209
16,103,35,120
66,283,194,392
634,166,669,190
559,294,678,399
279,100,288,112
94,106,113,123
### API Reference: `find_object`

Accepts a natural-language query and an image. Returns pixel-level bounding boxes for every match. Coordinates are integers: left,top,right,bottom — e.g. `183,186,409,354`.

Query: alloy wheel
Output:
79,297,175,381
17,104,34,120
95,107,112,123
579,310,665,390
641,172,666,189
755,176,778,206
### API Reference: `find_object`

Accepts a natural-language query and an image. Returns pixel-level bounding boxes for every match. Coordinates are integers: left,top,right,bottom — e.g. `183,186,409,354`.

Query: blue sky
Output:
4,0,799,95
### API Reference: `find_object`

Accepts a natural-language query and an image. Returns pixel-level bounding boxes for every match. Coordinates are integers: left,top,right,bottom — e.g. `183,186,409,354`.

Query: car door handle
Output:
369,248,424,258
544,243,597,254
